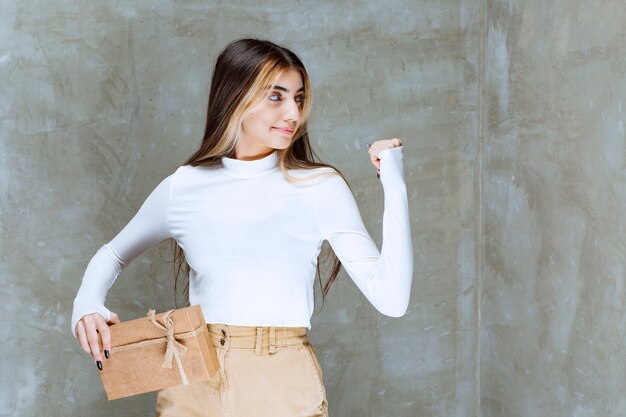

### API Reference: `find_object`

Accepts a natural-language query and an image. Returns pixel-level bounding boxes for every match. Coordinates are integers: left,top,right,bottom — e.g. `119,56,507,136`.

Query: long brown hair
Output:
173,38,345,306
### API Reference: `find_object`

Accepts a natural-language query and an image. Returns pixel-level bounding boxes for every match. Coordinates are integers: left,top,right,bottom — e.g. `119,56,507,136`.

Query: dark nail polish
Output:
96,361,103,371
376,172,380,179
104,350,110,359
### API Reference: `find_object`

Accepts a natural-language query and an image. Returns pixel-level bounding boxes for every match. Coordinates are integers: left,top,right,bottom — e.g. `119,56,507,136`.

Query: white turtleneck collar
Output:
220,150,279,179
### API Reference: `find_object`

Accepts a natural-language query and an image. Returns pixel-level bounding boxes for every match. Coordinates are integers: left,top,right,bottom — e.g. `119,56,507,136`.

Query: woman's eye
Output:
269,93,305,105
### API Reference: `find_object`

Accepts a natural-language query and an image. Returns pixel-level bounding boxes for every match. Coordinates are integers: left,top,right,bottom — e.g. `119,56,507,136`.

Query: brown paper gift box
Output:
98,305,220,400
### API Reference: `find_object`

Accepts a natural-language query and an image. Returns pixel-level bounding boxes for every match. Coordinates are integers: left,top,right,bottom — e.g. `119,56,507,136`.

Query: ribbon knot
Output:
147,309,189,385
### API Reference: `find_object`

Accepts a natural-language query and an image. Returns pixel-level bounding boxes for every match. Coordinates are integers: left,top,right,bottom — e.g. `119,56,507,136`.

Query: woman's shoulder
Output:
171,163,220,179
288,164,336,176
285,166,350,200
287,165,344,184
166,163,222,192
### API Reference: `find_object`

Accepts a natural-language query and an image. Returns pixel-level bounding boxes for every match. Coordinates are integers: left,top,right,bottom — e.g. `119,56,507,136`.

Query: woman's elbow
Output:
377,301,409,318
368,272,413,317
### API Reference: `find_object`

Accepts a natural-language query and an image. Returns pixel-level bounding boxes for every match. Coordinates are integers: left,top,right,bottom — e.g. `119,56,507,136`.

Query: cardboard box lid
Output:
109,305,205,346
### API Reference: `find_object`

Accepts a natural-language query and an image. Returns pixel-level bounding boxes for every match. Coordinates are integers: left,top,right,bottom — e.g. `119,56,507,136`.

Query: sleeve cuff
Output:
378,145,403,160
379,146,405,183
70,300,111,338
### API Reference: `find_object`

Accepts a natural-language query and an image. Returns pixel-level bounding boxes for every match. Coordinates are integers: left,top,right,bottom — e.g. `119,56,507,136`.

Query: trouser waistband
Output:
207,323,308,355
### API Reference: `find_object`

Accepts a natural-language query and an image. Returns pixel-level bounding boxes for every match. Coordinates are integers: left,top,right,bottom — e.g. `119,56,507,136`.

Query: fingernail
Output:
376,172,380,179
96,361,103,371
104,350,110,359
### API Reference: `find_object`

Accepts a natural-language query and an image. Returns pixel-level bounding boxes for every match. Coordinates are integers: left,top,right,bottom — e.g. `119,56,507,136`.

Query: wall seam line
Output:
475,0,486,415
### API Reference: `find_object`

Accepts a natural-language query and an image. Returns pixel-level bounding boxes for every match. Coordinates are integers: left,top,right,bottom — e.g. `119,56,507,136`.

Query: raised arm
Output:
316,146,413,316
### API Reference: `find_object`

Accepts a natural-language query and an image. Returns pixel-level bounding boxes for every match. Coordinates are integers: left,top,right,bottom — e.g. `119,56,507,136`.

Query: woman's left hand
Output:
366,138,403,175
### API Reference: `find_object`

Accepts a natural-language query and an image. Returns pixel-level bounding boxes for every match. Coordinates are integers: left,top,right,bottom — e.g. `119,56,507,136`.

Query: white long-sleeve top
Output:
71,146,413,335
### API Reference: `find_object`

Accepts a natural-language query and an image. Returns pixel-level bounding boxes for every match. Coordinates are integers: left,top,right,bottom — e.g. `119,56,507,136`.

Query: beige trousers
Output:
155,324,328,417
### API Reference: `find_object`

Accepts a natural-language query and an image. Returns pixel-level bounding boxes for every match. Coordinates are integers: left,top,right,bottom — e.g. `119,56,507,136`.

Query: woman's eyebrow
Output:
272,85,305,93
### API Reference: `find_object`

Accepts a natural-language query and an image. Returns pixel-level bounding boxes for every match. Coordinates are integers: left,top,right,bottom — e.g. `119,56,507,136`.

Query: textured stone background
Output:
0,1,479,416
481,1,626,416
7,1,623,416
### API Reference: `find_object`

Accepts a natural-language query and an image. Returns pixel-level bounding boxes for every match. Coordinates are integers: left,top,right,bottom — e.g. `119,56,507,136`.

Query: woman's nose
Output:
283,100,300,122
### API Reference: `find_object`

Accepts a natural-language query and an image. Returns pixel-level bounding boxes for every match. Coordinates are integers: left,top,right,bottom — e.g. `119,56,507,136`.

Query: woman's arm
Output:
316,144,413,317
71,174,174,337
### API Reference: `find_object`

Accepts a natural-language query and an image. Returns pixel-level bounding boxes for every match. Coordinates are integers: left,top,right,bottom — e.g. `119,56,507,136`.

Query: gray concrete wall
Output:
0,1,480,416
481,1,626,416
9,1,624,417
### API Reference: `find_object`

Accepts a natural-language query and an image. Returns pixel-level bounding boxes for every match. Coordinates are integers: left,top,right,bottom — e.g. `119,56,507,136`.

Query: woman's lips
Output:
273,127,294,135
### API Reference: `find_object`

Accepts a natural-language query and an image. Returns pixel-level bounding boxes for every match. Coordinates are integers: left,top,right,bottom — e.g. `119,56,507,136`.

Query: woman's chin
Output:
269,139,293,150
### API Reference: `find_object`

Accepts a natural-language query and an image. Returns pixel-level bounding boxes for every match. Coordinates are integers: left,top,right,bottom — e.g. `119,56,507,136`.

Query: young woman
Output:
71,38,413,417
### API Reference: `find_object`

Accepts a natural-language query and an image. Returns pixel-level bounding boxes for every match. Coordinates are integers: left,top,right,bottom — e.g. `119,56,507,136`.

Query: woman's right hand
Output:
75,311,121,370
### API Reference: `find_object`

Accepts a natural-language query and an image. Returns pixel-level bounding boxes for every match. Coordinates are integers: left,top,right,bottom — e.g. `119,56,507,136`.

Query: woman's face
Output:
237,69,305,160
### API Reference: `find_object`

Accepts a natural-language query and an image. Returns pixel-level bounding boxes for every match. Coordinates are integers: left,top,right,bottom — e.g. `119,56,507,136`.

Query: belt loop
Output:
255,327,263,355
269,327,276,354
